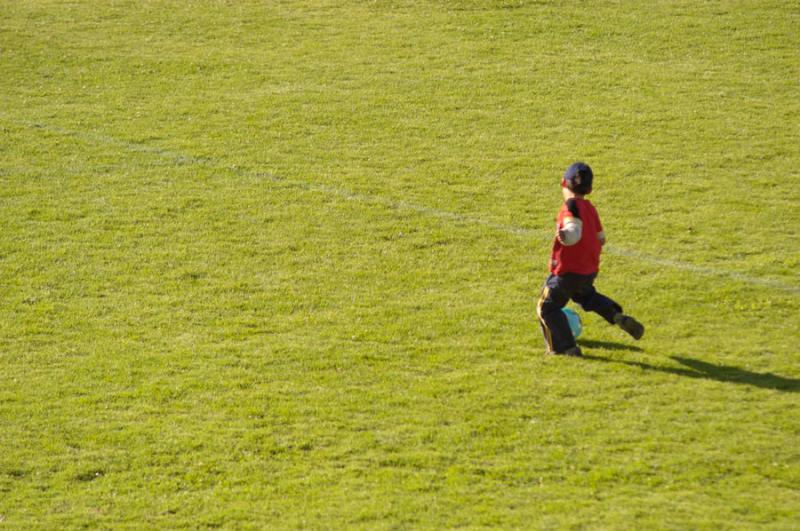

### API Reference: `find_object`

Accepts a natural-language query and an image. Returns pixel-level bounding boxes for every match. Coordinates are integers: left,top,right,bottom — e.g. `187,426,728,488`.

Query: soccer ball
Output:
562,307,582,339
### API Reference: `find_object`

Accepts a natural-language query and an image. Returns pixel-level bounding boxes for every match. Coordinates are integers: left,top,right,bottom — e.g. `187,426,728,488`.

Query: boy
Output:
536,162,644,357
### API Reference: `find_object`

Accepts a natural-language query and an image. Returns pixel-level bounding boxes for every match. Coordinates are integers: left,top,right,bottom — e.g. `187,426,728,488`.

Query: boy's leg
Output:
571,281,621,324
572,279,644,339
537,275,580,354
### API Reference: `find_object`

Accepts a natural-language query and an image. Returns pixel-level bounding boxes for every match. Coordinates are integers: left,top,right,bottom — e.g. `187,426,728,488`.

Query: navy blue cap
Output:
562,162,593,194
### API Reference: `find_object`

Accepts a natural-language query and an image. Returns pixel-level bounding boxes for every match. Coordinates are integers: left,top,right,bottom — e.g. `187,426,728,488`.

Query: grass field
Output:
1,0,799,528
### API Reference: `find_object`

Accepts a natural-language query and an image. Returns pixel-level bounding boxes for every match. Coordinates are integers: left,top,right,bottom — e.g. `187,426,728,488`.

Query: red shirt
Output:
549,197,603,275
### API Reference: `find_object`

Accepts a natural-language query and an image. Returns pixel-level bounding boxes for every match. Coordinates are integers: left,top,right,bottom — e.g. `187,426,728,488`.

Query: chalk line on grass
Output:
7,118,800,294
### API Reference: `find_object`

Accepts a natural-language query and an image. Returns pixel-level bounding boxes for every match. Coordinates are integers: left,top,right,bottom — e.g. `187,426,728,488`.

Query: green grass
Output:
1,0,799,528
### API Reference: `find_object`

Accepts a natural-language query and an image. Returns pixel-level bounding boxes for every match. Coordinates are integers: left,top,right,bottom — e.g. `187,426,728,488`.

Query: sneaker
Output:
546,346,583,357
614,313,644,340
563,346,583,357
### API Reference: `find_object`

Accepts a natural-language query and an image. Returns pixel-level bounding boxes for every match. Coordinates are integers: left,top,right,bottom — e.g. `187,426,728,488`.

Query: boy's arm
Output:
557,199,582,246
558,218,582,246
596,209,605,246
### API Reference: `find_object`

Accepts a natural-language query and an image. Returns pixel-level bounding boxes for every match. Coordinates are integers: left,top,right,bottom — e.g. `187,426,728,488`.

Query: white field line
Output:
9,118,800,294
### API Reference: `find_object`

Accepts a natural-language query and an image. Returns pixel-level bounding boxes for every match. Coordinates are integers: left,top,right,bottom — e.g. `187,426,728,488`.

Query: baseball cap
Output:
562,162,593,194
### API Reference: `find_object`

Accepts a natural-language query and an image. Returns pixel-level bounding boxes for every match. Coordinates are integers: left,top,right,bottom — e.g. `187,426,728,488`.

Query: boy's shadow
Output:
581,341,799,393
579,339,644,353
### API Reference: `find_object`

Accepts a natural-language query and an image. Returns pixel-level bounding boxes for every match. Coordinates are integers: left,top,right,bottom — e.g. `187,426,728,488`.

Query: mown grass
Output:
1,0,799,528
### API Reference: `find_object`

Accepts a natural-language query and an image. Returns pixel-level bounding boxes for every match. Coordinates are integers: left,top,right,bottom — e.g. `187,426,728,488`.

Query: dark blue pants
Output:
536,273,622,353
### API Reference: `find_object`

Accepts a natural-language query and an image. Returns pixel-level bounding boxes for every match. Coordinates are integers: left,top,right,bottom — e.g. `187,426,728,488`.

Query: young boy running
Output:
537,162,644,357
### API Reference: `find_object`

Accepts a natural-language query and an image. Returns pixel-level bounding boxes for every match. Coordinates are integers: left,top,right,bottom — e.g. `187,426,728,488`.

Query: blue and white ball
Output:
562,307,583,339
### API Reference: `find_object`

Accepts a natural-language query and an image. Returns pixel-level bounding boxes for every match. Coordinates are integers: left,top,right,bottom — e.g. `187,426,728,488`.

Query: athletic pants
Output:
536,273,622,353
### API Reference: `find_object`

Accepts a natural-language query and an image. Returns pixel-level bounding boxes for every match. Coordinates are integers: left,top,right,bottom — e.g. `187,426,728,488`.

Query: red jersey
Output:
549,197,604,275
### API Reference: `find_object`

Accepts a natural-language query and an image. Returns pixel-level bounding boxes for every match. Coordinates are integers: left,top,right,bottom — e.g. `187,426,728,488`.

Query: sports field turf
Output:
1,1,798,528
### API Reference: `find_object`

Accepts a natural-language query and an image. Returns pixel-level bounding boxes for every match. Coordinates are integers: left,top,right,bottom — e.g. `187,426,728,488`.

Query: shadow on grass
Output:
578,339,643,353
583,353,800,393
